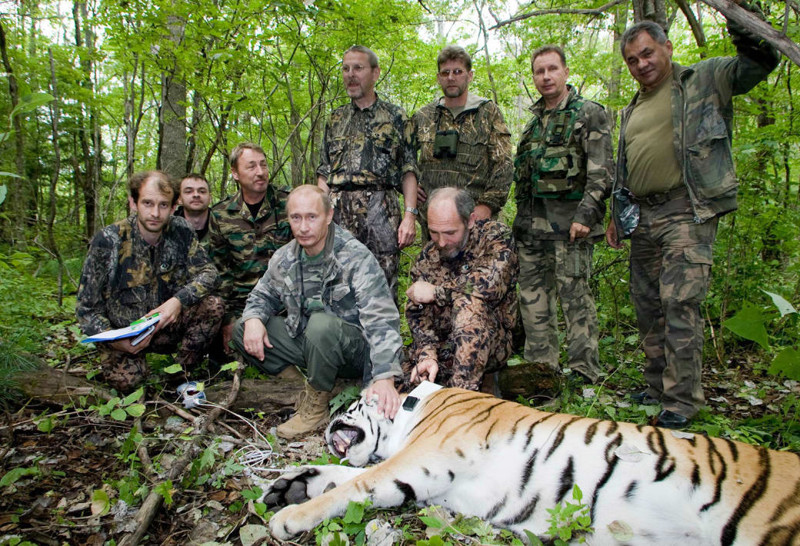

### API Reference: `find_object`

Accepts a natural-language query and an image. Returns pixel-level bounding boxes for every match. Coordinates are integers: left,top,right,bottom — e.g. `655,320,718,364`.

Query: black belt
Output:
329,183,385,192
630,185,688,207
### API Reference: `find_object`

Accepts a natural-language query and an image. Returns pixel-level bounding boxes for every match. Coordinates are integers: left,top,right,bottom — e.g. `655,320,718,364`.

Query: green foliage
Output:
330,385,362,415
0,467,40,488
526,485,593,545
722,290,800,380
314,499,372,545
90,387,147,421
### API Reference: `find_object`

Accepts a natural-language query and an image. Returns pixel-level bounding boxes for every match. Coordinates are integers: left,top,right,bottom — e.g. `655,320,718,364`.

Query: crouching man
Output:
76,171,224,392
232,185,404,439
405,187,519,392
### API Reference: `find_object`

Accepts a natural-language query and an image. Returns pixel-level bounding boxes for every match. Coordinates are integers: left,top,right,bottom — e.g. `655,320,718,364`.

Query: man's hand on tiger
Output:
364,378,400,420
411,358,439,385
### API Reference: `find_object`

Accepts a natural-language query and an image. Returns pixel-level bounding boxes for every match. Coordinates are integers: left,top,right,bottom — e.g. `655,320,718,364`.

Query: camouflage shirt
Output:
406,219,519,365
174,206,210,250
412,94,513,213
76,215,220,336
612,4,779,227
316,95,419,189
208,186,292,323
514,86,614,243
241,224,403,383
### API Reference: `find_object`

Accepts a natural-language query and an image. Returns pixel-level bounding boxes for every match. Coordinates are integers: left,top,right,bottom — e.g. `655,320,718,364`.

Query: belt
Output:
329,183,385,192
630,185,688,207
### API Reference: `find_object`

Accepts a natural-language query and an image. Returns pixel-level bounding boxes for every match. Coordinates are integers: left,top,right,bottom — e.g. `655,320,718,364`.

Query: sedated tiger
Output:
265,384,800,545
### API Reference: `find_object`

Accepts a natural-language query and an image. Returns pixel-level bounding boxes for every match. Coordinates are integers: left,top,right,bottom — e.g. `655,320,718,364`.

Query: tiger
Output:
264,383,800,545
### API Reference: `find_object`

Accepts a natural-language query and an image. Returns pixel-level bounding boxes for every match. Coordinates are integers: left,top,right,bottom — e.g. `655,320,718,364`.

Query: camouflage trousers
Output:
98,295,225,392
404,293,513,391
518,239,600,382
331,188,400,301
630,193,718,418
232,313,367,392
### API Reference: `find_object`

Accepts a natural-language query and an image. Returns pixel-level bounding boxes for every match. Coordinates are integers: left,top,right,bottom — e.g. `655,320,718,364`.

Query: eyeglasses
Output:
438,68,466,78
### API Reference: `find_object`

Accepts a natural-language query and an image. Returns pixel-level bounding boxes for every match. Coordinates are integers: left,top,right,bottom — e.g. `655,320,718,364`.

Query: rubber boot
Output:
276,382,331,440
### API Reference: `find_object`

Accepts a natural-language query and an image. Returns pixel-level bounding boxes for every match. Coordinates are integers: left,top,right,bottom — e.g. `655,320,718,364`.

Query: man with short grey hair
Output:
405,188,518,392
317,45,419,301
607,9,779,428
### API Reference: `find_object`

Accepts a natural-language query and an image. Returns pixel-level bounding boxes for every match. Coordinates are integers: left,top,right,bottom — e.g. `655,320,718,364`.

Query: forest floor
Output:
1,321,798,546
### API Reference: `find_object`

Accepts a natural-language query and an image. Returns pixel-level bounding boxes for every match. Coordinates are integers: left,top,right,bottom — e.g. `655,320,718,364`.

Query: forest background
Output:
2,0,800,542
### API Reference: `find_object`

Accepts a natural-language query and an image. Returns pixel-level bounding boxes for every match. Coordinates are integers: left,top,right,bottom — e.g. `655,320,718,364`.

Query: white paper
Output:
81,314,161,343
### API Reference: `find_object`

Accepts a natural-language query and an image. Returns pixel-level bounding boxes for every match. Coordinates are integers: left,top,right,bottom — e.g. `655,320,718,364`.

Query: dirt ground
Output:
0,356,796,546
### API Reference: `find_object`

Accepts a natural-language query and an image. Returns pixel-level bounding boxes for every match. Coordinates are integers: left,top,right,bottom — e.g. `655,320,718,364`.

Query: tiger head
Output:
325,395,400,467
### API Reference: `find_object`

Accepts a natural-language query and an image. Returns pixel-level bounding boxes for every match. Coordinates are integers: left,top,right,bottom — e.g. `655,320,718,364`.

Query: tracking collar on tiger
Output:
388,381,443,448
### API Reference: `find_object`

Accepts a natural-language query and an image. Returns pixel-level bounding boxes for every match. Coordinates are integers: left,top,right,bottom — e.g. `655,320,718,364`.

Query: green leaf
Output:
111,408,128,421
199,445,217,470
10,92,55,118
0,184,7,206
122,387,144,406
155,480,174,505
36,416,55,433
0,467,40,487
722,305,770,349
220,361,239,371
125,404,146,417
762,290,797,317
343,500,365,523
419,516,445,528
91,489,111,516
768,347,800,380
163,363,183,374
242,486,263,501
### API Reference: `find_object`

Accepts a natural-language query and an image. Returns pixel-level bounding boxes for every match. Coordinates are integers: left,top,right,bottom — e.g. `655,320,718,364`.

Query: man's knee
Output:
304,313,344,346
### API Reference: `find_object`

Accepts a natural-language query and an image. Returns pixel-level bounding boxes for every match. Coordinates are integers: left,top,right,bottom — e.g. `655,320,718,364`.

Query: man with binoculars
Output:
412,45,513,239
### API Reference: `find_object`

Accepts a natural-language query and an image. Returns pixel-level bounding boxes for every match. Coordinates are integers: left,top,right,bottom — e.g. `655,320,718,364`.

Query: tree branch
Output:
491,0,627,29
700,0,800,67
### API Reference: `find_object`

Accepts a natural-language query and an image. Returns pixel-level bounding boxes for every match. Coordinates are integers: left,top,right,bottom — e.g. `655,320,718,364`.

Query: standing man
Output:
317,45,419,299
174,173,212,249
412,45,512,236
513,45,614,385
209,143,292,354
233,185,403,439
77,171,224,392
405,188,518,392
607,11,779,428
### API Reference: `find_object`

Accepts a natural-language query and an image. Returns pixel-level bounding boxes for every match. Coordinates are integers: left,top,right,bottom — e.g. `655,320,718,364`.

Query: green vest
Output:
514,96,585,201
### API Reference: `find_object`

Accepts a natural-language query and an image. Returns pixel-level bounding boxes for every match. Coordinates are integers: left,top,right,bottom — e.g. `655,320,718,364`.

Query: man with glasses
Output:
317,45,419,301
412,45,513,238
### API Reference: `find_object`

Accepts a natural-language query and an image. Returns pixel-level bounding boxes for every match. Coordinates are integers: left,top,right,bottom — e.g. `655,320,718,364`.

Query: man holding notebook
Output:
76,171,224,392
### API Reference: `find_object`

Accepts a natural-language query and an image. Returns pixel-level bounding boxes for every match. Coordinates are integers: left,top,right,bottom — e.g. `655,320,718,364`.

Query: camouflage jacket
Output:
412,95,513,213
241,224,403,383
514,86,614,242
174,206,210,249
613,6,779,227
406,219,519,364
76,215,220,336
208,186,292,323
316,95,419,190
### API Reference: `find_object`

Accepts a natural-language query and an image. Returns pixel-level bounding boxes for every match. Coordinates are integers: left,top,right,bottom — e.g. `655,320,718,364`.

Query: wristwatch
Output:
405,206,419,215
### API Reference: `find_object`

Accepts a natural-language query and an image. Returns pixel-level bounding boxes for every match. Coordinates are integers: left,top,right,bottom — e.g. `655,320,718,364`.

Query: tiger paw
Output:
264,467,322,508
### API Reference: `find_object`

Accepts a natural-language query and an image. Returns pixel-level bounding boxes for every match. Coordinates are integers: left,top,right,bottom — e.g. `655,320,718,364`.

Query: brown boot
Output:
275,365,304,381
276,382,331,440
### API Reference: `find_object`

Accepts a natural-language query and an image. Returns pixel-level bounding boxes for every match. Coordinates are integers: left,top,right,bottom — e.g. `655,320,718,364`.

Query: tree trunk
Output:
47,48,66,306
157,14,188,180
0,20,28,246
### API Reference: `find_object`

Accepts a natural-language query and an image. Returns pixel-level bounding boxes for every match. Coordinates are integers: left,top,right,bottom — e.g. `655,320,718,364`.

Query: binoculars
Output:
433,130,459,159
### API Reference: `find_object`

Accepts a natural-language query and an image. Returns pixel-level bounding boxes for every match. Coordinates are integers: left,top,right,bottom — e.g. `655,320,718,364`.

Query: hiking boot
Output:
276,382,331,440
276,365,304,382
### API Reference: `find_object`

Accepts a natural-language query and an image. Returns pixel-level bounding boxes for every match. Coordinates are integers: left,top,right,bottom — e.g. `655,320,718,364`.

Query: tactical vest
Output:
514,96,585,201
